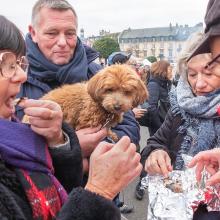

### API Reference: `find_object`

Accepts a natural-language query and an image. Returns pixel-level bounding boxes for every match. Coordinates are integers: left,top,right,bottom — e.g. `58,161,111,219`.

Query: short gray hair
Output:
31,0,78,28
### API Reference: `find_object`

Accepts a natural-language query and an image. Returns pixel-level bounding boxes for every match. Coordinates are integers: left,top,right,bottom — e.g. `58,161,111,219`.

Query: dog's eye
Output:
124,91,132,96
105,88,113,93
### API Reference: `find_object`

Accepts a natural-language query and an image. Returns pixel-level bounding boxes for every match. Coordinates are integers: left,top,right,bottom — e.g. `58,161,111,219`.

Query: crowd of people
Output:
1,0,220,219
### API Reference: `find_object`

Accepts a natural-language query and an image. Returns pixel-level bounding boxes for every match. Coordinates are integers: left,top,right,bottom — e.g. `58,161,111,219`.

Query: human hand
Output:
76,126,107,157
145,149,172,177
188,149,220,186
85,136,142,200
20,99,64,147
132,108,147,119
82,158,89,174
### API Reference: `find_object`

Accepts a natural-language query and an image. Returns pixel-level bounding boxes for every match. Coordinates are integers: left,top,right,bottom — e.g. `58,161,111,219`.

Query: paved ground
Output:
120,126,150,220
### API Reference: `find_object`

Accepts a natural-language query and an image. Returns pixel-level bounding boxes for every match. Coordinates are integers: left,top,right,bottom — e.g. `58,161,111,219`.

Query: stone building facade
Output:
85,23,203,62
118,23,203,62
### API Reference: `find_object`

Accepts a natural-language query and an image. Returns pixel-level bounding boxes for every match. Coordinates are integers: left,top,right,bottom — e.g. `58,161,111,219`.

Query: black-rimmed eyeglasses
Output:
204,53,220,69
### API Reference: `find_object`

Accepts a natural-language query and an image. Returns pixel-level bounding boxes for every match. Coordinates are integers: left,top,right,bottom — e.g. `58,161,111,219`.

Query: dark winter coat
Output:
141,110,220,220
147,75,171,135
0,123,120,220
16,38,140,145
141,109,183,164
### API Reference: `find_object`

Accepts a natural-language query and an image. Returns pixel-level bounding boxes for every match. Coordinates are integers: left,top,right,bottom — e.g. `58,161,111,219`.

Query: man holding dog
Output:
16,0,140,155
16,0,139,213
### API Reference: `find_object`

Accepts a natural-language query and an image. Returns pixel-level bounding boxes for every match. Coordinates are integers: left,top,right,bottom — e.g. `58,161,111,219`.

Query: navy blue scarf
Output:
26,34,90,84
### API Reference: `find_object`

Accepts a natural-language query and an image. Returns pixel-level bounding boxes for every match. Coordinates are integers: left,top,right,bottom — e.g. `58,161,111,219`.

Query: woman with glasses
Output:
0,15,142,220
141,32,220,219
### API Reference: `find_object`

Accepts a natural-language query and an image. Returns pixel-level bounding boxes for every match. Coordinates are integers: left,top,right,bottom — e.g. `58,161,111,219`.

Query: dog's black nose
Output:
114,105,121,111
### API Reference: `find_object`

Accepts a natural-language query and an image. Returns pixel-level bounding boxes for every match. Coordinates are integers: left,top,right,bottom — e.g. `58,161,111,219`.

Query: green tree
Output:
146,56,157,63
93,37,120,60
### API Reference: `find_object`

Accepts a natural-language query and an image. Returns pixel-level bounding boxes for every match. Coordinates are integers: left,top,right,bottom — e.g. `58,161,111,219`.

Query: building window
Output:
177,44,182,52
169,48,173,57
151,48,155,56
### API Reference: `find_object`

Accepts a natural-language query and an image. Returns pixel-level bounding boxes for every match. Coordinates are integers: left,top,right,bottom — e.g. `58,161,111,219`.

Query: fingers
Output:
28,116,53,127
160,153,172,176
92,141,114,157
125,163,143,186
82,158,89,174
145,158,161,175
20,99,64,145
110,136,131,153
132,108,147,118
19,99,61,111
77,127,107,141
206,161,219,174
207,171,220,186
145,150,171,177
21,99,62,122
93,128,108,141
24,107,58,120
188,150,220,186
188,149,220,168
188,152,206,168
195,162,205,183
76,128,108,157
87,137,141,200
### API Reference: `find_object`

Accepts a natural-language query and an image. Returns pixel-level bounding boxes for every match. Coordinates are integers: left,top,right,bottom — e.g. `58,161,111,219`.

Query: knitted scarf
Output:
0,119,68,219
25,33,90,84
170,77,220,169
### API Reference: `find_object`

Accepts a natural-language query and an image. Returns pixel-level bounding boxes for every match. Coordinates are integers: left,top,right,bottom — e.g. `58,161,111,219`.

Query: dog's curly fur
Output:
42,64,148,140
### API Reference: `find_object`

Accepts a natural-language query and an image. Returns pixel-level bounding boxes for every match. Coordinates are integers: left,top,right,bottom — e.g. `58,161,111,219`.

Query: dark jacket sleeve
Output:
112,110,140,145
57,187,120,220
141,110,175,166
49,123,83,193
147,81,162,131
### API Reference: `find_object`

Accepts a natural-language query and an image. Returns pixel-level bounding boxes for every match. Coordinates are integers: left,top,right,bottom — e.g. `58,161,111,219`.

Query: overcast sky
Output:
0,0,208,37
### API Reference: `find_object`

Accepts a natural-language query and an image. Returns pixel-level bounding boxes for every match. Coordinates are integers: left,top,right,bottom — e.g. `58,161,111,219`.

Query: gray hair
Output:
31,0,78,28
176,31,204,79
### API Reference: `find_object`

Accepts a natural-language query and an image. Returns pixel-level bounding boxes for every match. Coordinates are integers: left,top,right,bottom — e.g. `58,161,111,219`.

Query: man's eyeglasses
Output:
0,52,29,78
204,53,220,69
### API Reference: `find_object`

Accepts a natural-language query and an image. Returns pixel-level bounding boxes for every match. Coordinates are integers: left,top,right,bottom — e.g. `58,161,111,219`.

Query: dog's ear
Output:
133,79,149,107
87,70,103,101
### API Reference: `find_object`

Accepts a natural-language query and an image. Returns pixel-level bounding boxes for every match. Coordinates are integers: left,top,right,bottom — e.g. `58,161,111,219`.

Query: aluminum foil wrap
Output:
143,154,220,220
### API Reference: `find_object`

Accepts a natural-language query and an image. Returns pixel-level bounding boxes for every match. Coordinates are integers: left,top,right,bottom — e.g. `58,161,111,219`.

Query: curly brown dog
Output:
41,64,148,141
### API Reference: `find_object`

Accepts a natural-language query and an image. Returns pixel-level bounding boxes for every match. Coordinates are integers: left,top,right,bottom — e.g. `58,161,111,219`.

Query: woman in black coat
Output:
147,60,172,136
142,33,220,219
